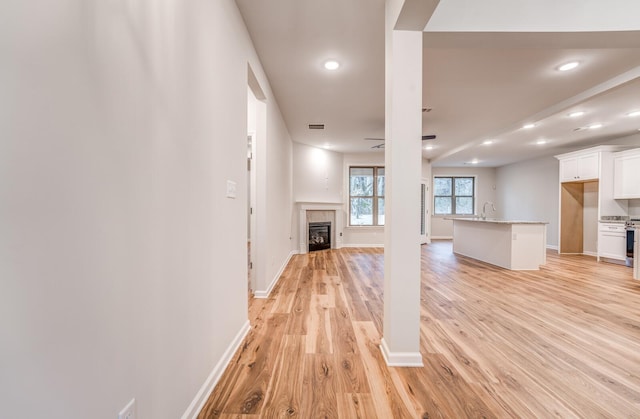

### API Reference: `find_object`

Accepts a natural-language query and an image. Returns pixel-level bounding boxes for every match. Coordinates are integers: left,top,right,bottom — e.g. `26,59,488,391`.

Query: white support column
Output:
381,1,423,367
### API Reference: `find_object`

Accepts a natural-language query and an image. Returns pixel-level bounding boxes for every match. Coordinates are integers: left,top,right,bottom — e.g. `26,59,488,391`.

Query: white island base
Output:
451,219,548,270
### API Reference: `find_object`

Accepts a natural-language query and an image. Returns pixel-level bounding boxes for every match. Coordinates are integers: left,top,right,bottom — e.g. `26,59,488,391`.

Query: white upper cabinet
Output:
556,146,630,184
559,153,599,182
559,157,578,182
614,148,640,199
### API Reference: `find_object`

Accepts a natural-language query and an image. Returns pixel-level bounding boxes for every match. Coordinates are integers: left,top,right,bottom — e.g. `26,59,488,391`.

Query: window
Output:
349,167,385,226
433,176,475,215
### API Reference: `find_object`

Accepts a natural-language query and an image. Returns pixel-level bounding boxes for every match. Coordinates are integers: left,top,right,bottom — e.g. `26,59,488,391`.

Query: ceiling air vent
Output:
308,123,325,130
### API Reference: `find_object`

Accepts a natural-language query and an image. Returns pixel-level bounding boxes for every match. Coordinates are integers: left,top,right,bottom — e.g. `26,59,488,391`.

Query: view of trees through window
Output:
349,167,385,226
434,176,475,215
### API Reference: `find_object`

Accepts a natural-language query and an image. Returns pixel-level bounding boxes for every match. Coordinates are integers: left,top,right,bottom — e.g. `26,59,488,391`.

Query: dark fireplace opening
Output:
309,222,331,252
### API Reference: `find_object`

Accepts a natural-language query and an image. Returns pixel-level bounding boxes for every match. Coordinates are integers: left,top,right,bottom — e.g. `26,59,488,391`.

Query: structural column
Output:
381,1,423,366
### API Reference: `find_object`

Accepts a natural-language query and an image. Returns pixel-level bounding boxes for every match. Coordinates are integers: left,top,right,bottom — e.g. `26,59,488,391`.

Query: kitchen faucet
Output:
481,201,496,220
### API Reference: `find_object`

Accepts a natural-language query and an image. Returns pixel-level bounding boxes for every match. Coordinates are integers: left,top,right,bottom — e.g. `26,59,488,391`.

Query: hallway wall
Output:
0,1,292,418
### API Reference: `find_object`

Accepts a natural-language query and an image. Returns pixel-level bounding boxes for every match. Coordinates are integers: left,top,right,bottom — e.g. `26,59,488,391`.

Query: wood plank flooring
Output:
198,241,640,418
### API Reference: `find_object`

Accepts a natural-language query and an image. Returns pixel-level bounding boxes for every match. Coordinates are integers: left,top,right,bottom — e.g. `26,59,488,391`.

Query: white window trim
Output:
348,166,385,226
432,175,478,217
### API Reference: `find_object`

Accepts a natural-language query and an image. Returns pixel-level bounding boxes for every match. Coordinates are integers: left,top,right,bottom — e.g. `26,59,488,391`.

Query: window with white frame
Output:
433,176,475,215
349,167,385,226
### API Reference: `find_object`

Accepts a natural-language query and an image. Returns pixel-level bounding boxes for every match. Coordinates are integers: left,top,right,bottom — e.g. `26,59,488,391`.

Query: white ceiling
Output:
235,0,640,167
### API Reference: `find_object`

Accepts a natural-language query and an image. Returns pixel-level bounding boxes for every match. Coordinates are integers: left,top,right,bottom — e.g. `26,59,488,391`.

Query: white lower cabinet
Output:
598,223,626,261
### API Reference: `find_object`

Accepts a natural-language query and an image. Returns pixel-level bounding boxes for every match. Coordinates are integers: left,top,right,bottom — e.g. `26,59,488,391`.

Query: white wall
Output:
495,156,559,247
431,166,497,238
583,181,599,255
291,143,344,248
263,101,294,289
0,1,292,418
292,143,344,203
630,200,640,217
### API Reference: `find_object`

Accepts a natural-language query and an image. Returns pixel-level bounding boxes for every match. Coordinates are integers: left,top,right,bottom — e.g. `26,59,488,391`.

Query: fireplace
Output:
297,203,342,254
308,222,331,252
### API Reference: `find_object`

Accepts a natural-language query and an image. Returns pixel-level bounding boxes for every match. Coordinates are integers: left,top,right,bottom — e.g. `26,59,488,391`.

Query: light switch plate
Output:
226,180,237,199
118,398,136,419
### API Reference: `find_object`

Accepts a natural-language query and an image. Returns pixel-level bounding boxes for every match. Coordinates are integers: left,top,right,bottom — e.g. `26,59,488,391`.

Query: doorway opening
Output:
247,64,267,298
420,179,431,244
247,132,255,295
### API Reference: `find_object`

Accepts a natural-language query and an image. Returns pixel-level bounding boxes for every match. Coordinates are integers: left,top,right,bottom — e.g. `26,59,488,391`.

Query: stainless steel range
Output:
625,219,639,267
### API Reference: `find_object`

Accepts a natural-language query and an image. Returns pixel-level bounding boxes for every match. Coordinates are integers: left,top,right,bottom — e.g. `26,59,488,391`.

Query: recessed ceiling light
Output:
523,123,536,129
470,159,479,165
536,139,547,145
424,145,434,150
323,60,340,70
588,123,603,129
568,111,585,118
482,140,494,145
558,61,580,72
627,110,640,117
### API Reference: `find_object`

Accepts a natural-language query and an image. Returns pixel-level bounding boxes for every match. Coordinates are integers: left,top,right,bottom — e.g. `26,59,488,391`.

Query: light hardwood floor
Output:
199,241,640,418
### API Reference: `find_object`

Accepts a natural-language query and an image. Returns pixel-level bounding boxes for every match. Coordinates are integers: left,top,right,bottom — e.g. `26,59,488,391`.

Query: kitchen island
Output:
449,218,548,270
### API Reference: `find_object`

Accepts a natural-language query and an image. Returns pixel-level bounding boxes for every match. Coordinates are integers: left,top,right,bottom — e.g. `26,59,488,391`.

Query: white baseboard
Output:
254,250,298,299
430,236,453,240
546,244,559,251
583,251,598,257
340,244,384,248
181,320,250,419
598,256,628,266
380,338,423,367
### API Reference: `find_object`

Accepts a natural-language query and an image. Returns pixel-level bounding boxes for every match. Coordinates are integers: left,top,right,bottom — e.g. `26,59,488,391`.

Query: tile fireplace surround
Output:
297,203,343,254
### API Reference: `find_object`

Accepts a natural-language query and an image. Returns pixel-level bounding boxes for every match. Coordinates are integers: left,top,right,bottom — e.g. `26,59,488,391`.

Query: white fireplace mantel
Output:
297,202,344,254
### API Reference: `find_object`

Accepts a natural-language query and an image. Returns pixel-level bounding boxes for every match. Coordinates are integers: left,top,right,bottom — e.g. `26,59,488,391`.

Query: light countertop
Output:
447,217,548,225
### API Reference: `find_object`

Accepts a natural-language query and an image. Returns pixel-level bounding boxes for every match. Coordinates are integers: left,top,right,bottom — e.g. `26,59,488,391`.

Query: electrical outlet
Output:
118,398,136,419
